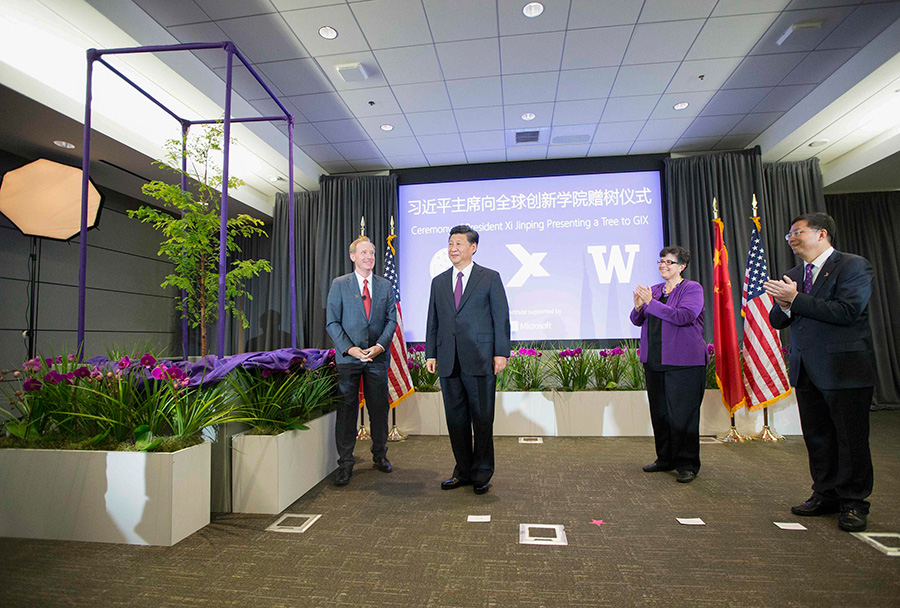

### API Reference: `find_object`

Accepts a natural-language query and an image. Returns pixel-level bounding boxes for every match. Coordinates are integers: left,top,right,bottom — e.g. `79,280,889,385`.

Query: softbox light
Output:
0,158,102,240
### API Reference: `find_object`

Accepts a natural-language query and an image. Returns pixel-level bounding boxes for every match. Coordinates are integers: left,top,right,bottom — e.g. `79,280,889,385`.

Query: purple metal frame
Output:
78,42,298,359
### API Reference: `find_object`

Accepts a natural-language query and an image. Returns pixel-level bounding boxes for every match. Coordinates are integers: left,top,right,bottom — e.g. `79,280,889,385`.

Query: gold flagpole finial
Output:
712,197,719,219
359,215,366,237
390,215,395,236
751,193,758,217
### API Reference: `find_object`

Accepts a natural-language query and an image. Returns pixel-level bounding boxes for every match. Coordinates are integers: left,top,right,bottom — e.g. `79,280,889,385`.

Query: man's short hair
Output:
349,236,371,254
659,245,691,269
791,212,835,244
449,224,478,246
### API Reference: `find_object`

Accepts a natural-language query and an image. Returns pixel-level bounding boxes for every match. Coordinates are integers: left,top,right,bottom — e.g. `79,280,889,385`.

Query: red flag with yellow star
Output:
712,216,746,414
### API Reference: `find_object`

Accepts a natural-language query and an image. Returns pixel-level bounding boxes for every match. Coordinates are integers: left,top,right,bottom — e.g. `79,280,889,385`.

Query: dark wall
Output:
0,150,179,371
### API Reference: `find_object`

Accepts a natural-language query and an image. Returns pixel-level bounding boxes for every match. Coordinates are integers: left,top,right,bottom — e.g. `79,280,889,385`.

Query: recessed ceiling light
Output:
673,102,690,111
523,2,544,18
521,112,536,121
53,140,75,149
380,124,394,131
808,139,830,147
318,26,338,40
268,176,285,183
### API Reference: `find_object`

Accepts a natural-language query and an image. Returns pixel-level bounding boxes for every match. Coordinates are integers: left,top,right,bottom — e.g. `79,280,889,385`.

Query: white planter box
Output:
0,441,210,546
231,410,339,515
394,390,801,437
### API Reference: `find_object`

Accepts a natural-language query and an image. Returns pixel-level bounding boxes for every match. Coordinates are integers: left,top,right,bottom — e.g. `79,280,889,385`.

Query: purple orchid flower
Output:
72,366,90,378
116,356,131,370
140,353,157,367
23,378,43,392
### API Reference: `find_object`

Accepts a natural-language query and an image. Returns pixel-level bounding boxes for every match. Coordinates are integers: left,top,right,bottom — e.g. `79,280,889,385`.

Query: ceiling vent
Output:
506,128,549,146
336,62,369,82
516,130,540,143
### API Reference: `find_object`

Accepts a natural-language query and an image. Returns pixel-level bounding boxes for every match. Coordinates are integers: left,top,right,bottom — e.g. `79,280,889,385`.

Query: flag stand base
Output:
752,425,785,441
718,426,751,442
387,425,407,442
356,426,370,440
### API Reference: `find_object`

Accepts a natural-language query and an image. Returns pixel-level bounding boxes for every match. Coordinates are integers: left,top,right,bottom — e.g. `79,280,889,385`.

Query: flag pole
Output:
748,194,785,442
387,214,408,442
713,197,750,443
357,214,371,441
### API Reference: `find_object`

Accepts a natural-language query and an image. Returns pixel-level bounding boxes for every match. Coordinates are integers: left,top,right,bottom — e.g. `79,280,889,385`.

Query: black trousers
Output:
334,361,389,470
644,364,706,474
440,355,496,484
796,363,873,512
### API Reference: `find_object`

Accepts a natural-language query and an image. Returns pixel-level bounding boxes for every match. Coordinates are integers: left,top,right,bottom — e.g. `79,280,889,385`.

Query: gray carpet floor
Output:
2,410,899,608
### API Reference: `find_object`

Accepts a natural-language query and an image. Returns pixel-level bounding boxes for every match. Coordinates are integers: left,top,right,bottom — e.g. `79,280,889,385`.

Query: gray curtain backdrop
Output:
825,191,900,409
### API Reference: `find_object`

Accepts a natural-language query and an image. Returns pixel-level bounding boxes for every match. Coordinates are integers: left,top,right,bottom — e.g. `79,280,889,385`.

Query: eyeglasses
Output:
657,259,681,266
784,228,819,241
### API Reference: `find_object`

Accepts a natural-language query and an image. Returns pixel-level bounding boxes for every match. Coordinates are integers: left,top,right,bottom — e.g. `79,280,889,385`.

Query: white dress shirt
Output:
783,246,834,316
451,262,474,293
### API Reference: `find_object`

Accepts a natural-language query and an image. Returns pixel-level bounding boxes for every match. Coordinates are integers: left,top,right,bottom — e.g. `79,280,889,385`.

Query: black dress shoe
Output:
642,461,674,473
373,457,393,473
440,477,471,490
791,497,840,516
333,468,352,486
473,482,492,495
838,508,868,532
676,470,696,483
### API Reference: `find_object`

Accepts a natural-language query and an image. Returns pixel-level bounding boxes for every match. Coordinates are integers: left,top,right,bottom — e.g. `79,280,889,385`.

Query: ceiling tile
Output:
385,154,429,168
729,111,784,134
350,0,433,49
375,46,443,86
568,0,642,28
547,144,591,158
610,63,679,97
334,140,382,160
338,87,402,117
589,141,633,155
749,6,853,55
557,67,617,100
251,98,291,118
780,48,857,86
629,139,677,154
506,147,548,161
714,133,757,149
594,120,645,141
407,110,458,136
638,117,694,140
194,0,276,20
502,72,560,104
272,0,345,9
446,77,503,109
319,160,355,174
436,39,501,80
672,136,722,152
316,51,386,91
461,130,506,151
500,32,565,74
285,123,327,145
466,150,507,163
426,152,468,166
216,14,308,63
722,53,807,89
550,124,597,144
562,26,632,69
349,158,391,171
701,87,772,115
259,58,332,96
819,2,900,50
287,92,354,121
601,95,659,122
681,114,743,137
711,0,790,17
497,0,571,35
687,14,780,60
650,91,716,119
666,58,743,93
752,84,816,112
392,82,452,113
623,20,705,65
357,114,414,139
213,64,282,100
376,137,423,156
639,0,716,22
133,0,209,27
454,106,505,132
418,133,464,153
551,99,606,125
424,0,499,42
281,4,369,56
168,23,231,69
504,102,555,128
301,143,343,162
316,119,368,143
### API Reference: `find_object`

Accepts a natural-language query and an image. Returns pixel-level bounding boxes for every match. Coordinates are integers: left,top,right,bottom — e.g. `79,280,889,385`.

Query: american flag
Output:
741,222,791,410
383,234,414,407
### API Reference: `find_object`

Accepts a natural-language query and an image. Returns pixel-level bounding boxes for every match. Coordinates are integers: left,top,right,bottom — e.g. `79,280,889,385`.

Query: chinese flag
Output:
712,217,747,414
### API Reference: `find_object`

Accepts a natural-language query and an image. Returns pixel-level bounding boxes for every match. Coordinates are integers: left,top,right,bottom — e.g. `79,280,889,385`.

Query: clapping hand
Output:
633,285,652,309
763,275,798,309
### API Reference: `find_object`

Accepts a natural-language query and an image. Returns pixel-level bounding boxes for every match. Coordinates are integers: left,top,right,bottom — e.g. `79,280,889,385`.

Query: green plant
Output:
621,341,646,390
705,344,718,389
592,346,626,390
498,346,547,391
129,124,270,356
406,344,439,392
548,345,592,391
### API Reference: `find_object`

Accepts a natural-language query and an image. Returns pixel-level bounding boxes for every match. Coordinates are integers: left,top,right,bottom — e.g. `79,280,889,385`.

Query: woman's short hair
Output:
659,245,690,269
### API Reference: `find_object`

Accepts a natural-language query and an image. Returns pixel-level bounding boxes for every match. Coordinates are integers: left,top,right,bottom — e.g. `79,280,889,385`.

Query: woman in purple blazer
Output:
629,246,708,484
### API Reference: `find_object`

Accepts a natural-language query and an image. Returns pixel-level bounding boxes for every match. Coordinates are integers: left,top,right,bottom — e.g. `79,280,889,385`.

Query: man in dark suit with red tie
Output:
326,236,397,486
764,212,876,532
425,225,511,495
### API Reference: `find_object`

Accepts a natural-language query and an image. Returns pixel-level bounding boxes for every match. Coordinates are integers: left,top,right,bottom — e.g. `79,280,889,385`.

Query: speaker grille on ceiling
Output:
515,130,540,143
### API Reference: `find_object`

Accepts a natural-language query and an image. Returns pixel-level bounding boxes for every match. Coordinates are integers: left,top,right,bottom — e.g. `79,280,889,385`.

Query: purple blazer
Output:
629,280,708,367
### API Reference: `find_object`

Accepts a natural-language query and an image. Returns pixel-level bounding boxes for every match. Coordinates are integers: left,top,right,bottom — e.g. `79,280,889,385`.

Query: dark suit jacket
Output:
326,273,397,366
425,263,511,377
769,250,875,390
